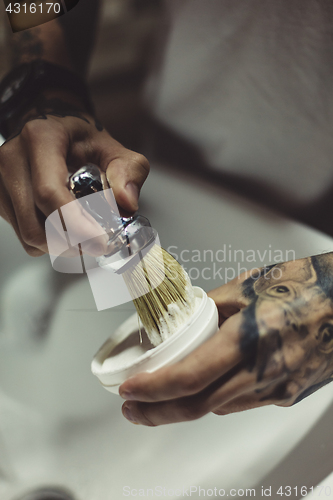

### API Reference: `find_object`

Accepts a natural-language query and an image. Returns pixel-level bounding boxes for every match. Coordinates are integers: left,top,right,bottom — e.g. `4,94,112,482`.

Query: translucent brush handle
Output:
68,164,155,272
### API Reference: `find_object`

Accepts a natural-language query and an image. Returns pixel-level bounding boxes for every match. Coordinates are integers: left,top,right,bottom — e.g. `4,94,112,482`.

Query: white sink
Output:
0,163,333,499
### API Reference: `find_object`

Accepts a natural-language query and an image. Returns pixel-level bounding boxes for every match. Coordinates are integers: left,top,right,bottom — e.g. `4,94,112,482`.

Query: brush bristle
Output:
123,245,195,346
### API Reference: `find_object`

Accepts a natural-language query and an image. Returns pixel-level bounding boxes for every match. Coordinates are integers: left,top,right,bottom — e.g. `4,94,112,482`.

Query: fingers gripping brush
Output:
69,165,196,347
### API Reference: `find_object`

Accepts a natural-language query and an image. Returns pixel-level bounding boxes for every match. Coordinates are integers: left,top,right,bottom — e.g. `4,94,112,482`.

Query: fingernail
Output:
125,182,139,211
123,405,139,424
119,390,133,400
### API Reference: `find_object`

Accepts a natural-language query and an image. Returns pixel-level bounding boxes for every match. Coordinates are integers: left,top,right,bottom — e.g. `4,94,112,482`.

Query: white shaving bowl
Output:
91,287,219,394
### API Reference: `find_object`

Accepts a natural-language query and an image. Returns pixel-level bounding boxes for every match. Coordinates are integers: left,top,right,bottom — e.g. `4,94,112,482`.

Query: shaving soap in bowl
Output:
91,287,219,394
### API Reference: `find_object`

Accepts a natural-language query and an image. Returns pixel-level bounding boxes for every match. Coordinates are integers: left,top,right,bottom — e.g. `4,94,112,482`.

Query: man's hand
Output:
119,255,333,426
0,3,150,256
0,95,149,256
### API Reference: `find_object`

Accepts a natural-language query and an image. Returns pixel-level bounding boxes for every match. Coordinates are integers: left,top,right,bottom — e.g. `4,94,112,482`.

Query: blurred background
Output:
87,0,164,151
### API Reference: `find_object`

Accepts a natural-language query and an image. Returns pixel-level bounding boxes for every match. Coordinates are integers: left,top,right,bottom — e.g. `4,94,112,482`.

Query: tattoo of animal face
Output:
240,255,333,404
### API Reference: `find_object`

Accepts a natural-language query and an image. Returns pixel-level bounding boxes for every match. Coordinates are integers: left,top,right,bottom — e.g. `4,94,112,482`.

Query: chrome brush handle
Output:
69,164,124,234
68,164,155,273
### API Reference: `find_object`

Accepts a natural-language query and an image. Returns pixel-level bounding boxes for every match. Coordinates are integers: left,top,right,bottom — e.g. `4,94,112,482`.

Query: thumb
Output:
208,276,251,323
104,151,150,213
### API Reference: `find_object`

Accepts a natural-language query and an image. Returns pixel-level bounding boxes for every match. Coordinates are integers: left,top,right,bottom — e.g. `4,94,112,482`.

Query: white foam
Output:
101,290,201,372
157,292,199,343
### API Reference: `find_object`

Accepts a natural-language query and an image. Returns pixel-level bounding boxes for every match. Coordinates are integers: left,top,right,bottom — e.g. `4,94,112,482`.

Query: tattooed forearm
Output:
5,20,73,71
9,28,44,66
239,254,333,405
5,0,100,74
